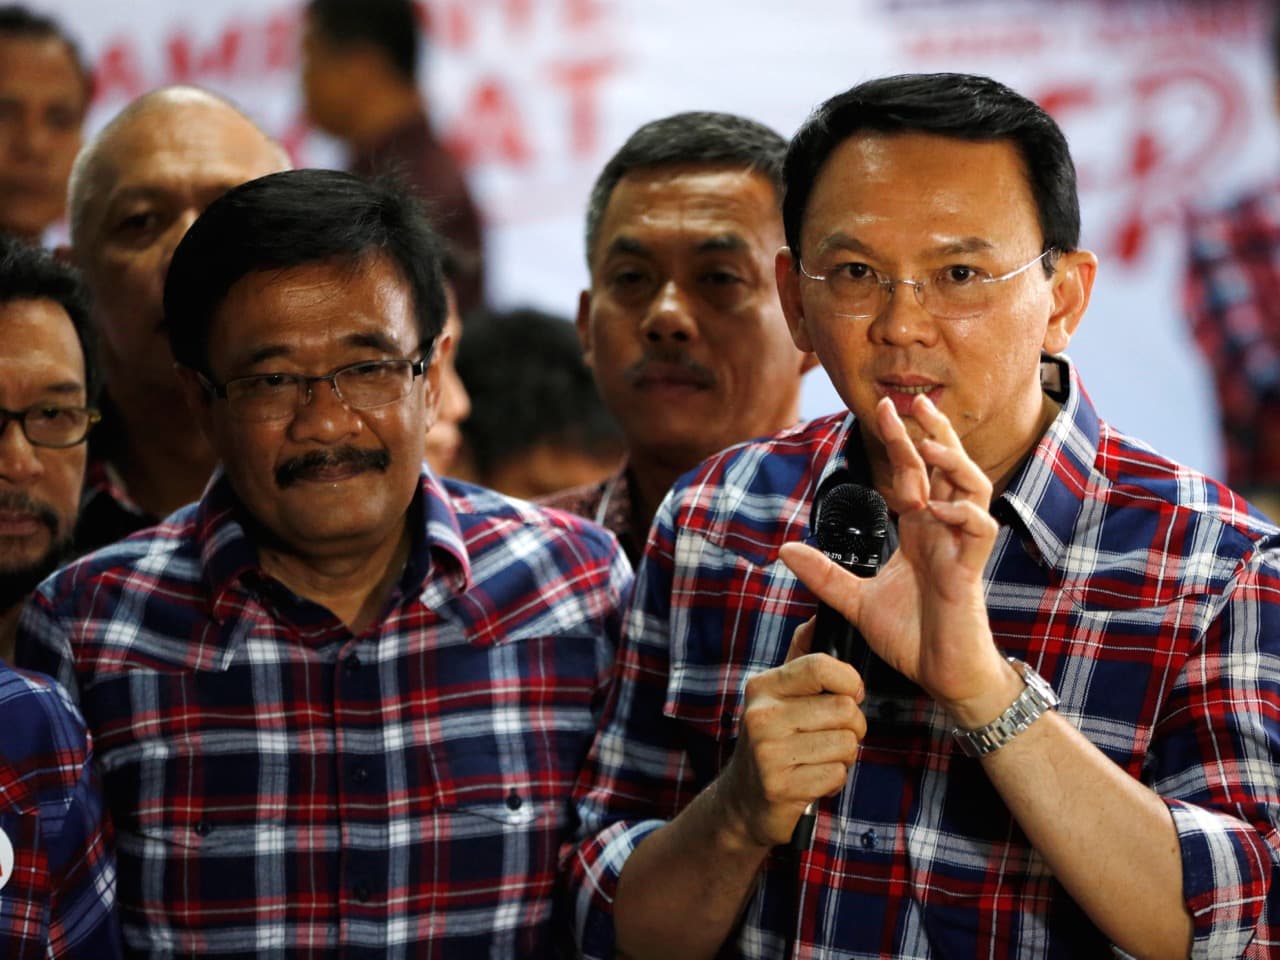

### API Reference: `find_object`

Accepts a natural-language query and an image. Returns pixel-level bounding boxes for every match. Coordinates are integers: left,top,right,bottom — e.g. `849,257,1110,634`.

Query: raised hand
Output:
780,394,1009,717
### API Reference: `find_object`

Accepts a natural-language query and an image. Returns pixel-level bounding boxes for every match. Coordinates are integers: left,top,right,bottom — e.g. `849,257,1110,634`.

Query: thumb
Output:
785,616,815,663
778,540,865,625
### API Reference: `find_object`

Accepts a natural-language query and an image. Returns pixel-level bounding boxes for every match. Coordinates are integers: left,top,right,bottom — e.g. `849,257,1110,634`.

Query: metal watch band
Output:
952,658,1059,758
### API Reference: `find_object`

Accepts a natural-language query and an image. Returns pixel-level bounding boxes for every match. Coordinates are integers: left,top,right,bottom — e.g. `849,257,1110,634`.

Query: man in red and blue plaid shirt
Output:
0,665,120,959
1182,8,1280,523
16,169,630,958
566,73,1280,959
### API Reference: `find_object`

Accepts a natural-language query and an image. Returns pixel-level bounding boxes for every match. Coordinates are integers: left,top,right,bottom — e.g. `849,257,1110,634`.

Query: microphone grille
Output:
816,483,889,554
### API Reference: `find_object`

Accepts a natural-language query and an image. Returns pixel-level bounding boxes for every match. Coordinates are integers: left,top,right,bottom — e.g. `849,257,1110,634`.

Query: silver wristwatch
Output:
952,658,1059,758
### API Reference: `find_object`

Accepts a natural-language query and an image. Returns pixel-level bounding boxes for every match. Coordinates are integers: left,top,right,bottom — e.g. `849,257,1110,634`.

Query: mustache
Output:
623,351,716,389
274,447,390,488
0,491,60,534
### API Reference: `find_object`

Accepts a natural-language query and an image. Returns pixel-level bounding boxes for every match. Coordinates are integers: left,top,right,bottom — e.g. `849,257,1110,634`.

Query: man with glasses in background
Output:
16,170,629,958
0,238,120,958
566,73,1280,959
0,237,97,661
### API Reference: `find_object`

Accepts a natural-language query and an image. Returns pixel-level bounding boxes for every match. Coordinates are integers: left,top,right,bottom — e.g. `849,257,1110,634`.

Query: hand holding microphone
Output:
789,482,888,853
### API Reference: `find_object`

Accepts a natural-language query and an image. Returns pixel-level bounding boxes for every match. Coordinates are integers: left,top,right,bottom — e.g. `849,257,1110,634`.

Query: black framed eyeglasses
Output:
0,404,101,448
198,356,430,423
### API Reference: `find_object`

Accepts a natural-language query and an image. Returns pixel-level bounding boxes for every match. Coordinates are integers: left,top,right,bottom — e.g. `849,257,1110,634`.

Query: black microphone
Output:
790,482,889,854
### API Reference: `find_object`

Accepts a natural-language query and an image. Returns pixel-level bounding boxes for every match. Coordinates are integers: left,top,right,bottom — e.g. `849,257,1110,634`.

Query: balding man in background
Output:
66,86,290,553
0,4,90,245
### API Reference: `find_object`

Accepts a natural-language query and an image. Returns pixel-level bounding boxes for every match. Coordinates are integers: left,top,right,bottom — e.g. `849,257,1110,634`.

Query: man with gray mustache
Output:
543,111,817,563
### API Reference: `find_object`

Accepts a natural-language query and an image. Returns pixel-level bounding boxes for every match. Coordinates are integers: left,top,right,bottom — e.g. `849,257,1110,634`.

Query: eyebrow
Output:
813,232,998,259
39,381,86,397
233,331,405,370
602,232,753,260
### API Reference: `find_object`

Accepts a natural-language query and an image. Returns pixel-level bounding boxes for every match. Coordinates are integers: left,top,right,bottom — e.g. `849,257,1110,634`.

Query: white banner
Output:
40,0,1280,480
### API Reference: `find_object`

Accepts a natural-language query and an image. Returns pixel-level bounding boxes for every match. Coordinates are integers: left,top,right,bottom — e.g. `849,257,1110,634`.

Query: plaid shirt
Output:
539,463,642,568
1184,179,1280,493
16,467,630,959
567,358,1280,959
0,664,120,959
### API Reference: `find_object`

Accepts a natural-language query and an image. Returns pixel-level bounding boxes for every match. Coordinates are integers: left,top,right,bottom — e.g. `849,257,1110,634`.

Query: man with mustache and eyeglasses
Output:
15,170,629,958
0,237,121,958
0,236,97,662
542,111,818,564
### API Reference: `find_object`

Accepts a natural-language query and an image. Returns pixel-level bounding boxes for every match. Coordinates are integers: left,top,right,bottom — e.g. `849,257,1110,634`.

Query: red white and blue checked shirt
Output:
567,358,1280,959
1184,179,1280,493
16,467,631,959
0,664,120,959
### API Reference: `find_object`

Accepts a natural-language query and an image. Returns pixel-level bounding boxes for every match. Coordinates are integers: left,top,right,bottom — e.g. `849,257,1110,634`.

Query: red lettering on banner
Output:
167,26,245,82
92,40,146,103
563,0,605,29
264,12,300,72
446,79,533,166
546,57,616,157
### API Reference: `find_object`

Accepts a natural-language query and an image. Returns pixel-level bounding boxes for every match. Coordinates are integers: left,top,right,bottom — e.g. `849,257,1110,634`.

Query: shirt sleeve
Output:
563,489,708,960
43,682,123,960
12,587,82,707
1154,540,1280,958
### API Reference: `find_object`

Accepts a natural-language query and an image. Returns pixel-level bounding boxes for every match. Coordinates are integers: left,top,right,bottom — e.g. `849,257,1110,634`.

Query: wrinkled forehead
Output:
597,165,783,261
81,105,287,224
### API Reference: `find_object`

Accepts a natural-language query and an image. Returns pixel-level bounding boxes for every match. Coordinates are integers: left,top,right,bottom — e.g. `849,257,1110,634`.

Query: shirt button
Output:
193,820,213,838
860,829,879,850
344,653,362,673
354,883,371,903
506,789,522,811
352,765,369,784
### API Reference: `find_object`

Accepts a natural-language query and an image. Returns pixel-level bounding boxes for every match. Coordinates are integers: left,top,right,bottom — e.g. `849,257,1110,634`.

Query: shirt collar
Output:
196,463,473,622
812,353,1094,572
993,354,1099,573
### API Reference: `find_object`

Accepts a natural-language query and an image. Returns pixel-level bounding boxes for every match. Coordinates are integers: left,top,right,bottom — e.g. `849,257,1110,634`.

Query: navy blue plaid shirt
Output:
568,360,1280,959
0,664,120,958
17,467,630,959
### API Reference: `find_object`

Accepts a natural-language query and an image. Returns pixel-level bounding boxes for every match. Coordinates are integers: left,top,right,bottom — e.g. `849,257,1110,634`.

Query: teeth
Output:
895,385,932,395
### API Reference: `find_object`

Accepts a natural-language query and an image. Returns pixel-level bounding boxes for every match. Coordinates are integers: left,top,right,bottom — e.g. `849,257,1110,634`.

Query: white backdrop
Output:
39,0,1280,481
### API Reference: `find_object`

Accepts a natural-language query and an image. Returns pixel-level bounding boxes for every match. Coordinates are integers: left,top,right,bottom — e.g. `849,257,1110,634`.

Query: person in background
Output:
567,73,1280,959
17,169,629,958
0,4,90,245
65,86,290,553
301,0,485,316
543,110,817,564
1182,6,1280,523
423,274,472,478
0,237,95,660
0,237,120,960
454,306,624,500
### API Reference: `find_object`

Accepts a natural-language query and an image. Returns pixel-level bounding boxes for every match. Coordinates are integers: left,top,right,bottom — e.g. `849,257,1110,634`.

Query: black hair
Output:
783,73,1080,268
0,235,97,400
165,169,447,375
0,4,93,103
456,307,624,478
306,0,418,83
585,110,787,266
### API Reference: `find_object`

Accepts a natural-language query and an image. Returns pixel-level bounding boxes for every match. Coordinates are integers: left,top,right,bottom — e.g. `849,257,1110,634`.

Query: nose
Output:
0,417,45,485
287,377,362,444
868,278,938,348
640,280,698,345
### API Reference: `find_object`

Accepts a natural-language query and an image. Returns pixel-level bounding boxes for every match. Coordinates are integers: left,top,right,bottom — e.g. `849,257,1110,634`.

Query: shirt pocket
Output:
82,668,289,876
